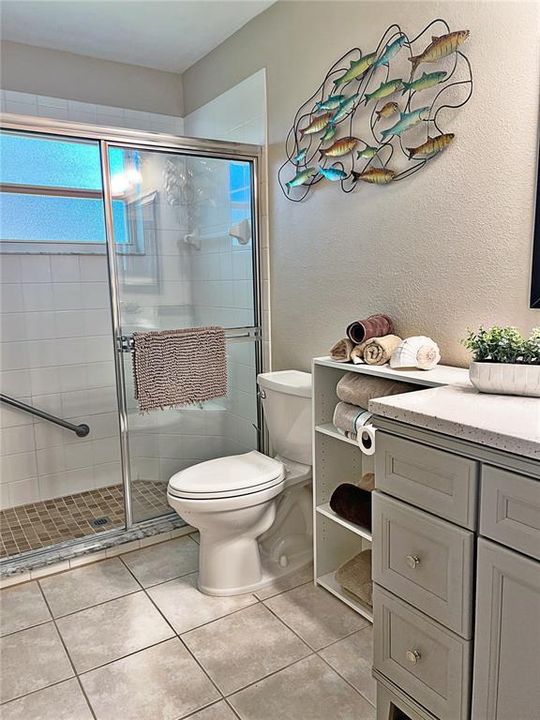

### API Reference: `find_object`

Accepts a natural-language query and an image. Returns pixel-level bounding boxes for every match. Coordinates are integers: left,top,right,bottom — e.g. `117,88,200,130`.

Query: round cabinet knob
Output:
405,554,421,569
406,649,421,664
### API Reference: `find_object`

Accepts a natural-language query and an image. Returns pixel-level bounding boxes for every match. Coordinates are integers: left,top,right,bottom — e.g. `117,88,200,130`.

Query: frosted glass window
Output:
0,131,130,245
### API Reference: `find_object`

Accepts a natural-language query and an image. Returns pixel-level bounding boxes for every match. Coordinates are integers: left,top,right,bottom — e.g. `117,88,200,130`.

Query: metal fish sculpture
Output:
319,166,348,182
380,107,430,140
352,167,396,184
292,148,308,165
356,145,379,160
408,30,470,74
333,52,377,87
374,101,400,123
406,133,455,159
314,94,346,112
374,34,408,68
285,167,316,193
402,71,447,94
299,112,332,137
320,137,359,158
363,78,403,105
331,93,361,123
321,124,337,143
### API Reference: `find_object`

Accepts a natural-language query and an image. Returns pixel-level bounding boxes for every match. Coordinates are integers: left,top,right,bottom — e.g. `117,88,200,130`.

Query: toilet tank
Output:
257,370,312,466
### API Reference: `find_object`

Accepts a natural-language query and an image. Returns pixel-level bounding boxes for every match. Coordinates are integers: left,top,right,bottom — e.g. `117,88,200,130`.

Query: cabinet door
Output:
472,539,540,720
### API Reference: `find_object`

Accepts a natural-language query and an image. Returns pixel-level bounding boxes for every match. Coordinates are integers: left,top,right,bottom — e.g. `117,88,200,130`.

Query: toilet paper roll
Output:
358,424,377,455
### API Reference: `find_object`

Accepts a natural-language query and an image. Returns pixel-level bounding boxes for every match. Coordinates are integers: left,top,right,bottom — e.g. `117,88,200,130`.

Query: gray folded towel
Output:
336,372,416,407
336,549,372,607
132,326,227,412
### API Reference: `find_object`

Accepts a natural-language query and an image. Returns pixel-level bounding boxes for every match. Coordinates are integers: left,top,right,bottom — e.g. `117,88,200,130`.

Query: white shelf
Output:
316,571,373,623
316,503,372,542
313,356,469,389
315,423,359,447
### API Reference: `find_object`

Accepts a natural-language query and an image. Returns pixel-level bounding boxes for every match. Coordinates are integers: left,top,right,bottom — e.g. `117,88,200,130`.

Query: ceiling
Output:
0,0,276,73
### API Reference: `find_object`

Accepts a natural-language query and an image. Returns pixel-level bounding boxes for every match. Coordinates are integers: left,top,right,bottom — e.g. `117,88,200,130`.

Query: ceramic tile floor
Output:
0,533,376,720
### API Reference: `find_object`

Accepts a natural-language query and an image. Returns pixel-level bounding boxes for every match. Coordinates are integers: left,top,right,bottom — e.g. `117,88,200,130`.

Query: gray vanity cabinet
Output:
472,539,540,720
371,420,540,720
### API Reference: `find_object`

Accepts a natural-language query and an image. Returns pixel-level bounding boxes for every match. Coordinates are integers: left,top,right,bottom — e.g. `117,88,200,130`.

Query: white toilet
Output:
167,370,312,596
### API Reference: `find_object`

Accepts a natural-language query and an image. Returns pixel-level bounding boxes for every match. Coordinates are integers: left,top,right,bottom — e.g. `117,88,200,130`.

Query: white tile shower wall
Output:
184,69,268,455
0,90,184,135
0,255,122,508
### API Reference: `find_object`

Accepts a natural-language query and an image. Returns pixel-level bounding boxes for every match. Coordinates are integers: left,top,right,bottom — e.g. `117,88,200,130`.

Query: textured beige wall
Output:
0,41,183,116
183,0,540,369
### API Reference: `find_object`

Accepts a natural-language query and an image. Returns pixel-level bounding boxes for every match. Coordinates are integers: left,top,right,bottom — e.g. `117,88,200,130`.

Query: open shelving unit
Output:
312,356,468,624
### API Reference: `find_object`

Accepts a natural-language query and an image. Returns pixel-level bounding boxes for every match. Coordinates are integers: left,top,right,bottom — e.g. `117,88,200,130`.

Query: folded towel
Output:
336,550,372,607
360,335,402,366
336,372,416,407
358,472,375,492
329,483,372,530
332,402,371,434
132,326,227,412
330,337,355,363
346,314,394,344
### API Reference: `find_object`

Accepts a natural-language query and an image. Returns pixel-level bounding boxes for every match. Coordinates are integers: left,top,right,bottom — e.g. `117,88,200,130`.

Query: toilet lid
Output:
168,451,285,499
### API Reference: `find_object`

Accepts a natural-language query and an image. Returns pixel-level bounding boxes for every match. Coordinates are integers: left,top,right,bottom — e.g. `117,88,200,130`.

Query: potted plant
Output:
463,326,540,397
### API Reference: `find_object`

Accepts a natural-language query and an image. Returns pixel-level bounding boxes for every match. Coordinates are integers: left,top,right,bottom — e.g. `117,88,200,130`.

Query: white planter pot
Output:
469,361,540,397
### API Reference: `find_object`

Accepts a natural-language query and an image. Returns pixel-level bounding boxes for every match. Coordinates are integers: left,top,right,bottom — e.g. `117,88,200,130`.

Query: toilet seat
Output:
168,450,285,500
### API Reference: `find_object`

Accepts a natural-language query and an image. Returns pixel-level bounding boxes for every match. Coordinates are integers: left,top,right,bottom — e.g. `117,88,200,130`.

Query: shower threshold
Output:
0,481,187,578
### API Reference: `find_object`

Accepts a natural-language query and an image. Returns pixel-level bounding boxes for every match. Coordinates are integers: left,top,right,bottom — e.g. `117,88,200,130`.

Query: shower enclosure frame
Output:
0,113,265,564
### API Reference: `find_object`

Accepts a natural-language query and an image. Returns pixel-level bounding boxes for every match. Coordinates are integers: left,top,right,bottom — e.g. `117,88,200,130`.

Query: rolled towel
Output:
336,372,417,407
362,335,402,366
332,402,371,435
330,337,355,363
358,472,375,492
346,314,394,344
329,483,372,530
336,550,372,607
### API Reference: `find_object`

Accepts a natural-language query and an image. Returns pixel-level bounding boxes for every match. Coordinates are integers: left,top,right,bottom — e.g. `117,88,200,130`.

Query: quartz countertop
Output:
369,383,540,460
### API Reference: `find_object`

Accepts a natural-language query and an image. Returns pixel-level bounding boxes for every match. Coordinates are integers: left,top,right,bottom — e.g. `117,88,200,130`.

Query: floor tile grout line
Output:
253,577,313,602
315,648,376,708
34,580,98,720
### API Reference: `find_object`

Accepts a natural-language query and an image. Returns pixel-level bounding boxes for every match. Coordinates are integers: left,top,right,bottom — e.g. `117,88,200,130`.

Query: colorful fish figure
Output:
331,93,361,123
292,148,308,165
285,167,316,193
320,137,359,158
321,124,337,143
352,167,396,184
406,133,455,159
319,166,348,182
402,71,447,94
380,107,430,140
314,94,346,112
363,78,403,105
334,52,377,87
374,33,408,68
356,145,379,160
374,101,400,123
409,30,470,74
300,112,332,137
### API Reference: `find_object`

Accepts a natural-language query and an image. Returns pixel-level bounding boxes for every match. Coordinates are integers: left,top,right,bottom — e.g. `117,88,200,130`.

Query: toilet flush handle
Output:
258,389,267,399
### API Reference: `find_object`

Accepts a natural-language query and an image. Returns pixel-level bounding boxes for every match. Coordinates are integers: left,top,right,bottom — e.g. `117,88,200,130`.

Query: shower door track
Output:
1,112,265,553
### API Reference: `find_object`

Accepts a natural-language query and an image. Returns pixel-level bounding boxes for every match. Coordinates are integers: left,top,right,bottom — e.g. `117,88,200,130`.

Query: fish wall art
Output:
278,19,473,201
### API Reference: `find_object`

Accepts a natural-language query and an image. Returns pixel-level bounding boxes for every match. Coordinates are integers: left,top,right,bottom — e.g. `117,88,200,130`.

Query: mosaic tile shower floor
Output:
0,480,170,559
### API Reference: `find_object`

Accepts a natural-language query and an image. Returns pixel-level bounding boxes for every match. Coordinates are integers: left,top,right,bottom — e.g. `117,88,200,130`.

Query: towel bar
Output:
117,326,261,353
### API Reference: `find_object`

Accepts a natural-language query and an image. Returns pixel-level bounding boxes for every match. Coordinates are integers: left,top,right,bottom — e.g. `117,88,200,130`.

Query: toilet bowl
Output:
167,370,313,596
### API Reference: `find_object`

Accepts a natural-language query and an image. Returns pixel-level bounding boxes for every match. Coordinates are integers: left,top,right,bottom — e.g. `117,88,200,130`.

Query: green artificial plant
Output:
463,326,540,365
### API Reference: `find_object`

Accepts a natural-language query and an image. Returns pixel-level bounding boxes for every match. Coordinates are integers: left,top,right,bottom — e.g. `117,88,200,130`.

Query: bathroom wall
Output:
0,41,183,116
182,0,540,369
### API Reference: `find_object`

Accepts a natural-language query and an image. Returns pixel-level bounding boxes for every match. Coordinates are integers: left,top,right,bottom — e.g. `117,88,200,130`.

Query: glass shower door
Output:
104,144,261,524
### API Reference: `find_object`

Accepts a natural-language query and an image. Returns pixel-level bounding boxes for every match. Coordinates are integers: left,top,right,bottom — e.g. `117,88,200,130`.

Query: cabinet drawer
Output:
372,492,474,637
375,432,478,529
480,465,540,560
373,586,471,720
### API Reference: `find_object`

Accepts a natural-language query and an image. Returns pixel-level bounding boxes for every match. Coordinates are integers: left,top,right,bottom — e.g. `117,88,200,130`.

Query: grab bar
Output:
0,393,90,437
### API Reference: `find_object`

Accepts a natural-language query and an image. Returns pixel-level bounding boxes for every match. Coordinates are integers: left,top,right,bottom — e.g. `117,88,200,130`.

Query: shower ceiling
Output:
0,0,277,73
